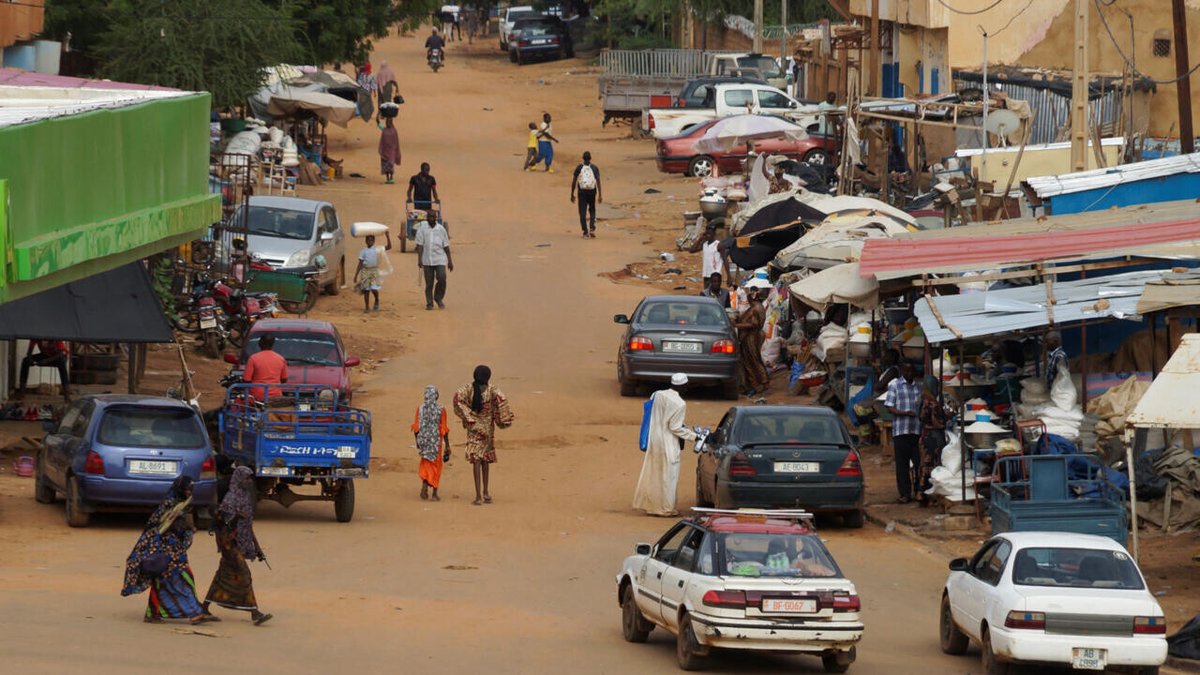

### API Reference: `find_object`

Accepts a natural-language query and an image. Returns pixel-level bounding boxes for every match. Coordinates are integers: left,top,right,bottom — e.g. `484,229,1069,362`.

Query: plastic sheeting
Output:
789,263,879,313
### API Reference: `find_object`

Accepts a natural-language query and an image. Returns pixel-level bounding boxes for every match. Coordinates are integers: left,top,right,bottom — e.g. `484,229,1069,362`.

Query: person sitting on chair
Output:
16,340,70,401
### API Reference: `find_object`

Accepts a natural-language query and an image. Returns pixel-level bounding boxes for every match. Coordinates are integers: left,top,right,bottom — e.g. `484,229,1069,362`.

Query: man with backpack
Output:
570,151,602,238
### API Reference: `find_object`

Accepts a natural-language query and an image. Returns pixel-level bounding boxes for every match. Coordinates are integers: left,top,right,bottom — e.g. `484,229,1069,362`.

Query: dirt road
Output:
0,31,1121,675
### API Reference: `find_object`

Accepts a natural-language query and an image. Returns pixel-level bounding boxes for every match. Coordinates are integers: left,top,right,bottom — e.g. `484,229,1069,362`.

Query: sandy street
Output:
0,30,1153,675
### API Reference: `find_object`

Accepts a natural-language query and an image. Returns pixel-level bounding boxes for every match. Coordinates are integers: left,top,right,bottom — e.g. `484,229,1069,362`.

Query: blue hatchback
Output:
34,395,218,527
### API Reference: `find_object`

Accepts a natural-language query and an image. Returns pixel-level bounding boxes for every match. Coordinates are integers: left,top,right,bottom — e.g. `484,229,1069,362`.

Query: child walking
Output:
412,385,451,500
353,231,393,313
522,122,539,171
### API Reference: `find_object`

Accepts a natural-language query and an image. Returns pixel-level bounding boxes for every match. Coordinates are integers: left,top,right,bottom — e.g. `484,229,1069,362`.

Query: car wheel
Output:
618,362,637,397
844,509,865,529
516,51,524,66
1137,668,1160,675
803,148,833,166
509,49,517,63
981,628,1011,675
695,471,713,507
34,454,56,504
675,613,709,671
621,584,652,642
65,474,91,528
334,480,355,523
939,593,969,655
822,648,853,673
688,155,715,178
722,379,739,401
325,258,343,296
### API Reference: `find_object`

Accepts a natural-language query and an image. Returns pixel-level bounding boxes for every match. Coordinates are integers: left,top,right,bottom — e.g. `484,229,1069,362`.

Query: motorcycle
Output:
175,276,229,359
428,48,443,72
208,278,277,347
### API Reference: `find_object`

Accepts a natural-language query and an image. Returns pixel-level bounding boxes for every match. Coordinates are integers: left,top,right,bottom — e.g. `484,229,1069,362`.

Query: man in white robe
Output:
633,373,697,516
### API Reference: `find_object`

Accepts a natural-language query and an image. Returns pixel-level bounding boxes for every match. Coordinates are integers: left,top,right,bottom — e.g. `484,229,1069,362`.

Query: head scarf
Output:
155,475,194,534
376,60,397,88
471,365,491,413
219,466,258,557
416,385,443,461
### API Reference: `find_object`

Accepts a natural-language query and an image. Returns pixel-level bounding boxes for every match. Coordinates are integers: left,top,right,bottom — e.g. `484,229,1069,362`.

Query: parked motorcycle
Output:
208,277,277,347
175,275,228,359
428,48,443,72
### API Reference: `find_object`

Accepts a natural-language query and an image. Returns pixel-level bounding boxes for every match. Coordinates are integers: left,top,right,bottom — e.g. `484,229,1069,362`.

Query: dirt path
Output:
1,31,1175,675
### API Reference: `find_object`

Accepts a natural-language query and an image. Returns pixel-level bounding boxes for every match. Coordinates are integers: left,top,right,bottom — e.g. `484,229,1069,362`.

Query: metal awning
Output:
1023,153,1200,201
1127,334,1200,429
0,263,173,342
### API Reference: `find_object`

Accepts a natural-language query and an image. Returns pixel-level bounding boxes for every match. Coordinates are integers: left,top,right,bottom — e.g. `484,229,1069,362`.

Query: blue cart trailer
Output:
219,384,371,522
990,454,1128,545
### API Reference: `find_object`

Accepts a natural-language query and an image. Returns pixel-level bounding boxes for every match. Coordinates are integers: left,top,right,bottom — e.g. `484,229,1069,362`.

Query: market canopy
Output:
266,89,356,127
788,262,880,312
1127,334,1200,429
0,263,173,342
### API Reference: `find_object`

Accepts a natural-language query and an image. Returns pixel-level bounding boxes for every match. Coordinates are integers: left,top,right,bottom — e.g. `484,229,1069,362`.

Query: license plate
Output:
128,459,178,476
762,598,818,613
260,466,290,476
775,461,820,473
533,39,548,44
1071,648,1106,670
336,446,357,459
199,317,217,329
298,403,311,412
662,341,701,353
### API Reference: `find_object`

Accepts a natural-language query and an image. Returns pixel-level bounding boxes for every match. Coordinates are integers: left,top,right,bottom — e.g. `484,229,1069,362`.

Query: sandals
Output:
253,612,273,626
482,495,493,504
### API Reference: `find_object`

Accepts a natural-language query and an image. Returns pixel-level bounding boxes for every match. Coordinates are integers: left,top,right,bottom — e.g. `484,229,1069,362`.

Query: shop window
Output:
1154,29,1171,58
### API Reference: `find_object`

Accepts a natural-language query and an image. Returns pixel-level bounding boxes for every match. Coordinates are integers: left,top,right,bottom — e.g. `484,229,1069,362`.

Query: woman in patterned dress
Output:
202,466,272,625
452,365,514,505
412,384,451,501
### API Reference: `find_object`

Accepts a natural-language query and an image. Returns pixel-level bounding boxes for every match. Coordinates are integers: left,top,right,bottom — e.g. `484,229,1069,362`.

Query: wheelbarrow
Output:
403,200,445,253
245,266,320,314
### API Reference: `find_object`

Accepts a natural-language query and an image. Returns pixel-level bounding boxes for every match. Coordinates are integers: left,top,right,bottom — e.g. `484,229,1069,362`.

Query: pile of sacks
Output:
1016,372,1084,439
926,430,975,501
1087,375,1150,441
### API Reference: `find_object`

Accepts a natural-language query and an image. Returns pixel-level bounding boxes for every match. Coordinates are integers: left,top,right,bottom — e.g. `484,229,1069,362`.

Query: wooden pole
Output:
1172,0,1196,154
780,0,788,60
869,0,880,96
1070,0,1090,171
753,0,764,53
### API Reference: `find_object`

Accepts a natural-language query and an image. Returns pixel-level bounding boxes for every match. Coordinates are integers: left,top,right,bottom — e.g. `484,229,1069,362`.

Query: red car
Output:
225,318,360,403
655,118,839,177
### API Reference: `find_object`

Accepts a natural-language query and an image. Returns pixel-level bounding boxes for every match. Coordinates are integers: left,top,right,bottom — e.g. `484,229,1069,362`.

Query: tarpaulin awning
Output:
724,222,805,270
773,213,914,271
1136,271,1200,314
267,89,356,127
0,263,173,342
1127,334,1200,429
788,263,879,312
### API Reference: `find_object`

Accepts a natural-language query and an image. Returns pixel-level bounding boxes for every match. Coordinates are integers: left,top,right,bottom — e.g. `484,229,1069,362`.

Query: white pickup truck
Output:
644,83,819,140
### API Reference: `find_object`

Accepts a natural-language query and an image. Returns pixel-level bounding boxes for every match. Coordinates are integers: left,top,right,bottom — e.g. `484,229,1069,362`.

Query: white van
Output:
500,5,536,50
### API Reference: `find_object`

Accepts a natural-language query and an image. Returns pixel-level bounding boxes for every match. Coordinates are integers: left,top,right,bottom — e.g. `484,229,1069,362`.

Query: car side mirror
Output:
223,353,240,365
614,314,630,324
949,558,970,572
42,420,57,433
344,356,361,367
320,231,335,241
635,543,652,556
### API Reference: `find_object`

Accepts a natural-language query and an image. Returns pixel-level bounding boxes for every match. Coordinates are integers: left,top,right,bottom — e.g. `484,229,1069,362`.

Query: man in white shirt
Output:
632,373,697,517
688,225,726,282
414,212,454,310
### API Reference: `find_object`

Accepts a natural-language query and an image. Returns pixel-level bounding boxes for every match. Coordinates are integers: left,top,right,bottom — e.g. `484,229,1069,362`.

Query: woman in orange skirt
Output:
412,385,451,500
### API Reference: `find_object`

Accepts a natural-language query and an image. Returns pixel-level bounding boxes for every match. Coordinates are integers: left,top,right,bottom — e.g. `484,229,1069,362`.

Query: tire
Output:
722,379,739,401
1137,668,1160,675
939,594,969,655
65,475,91,528
34,454,55,504
803,148,833,166
844,509,865,529
695,471,713,507
226,317,248,349
620,585,652,643
688,155,716,178
822,650,852,673
676,614,708,671
325,258,343,296
509,49,517,63
203,331,221,360
981,628,1011,675
516,51,524,66
334,480,355,523
618,362,637,397
71,354,120,371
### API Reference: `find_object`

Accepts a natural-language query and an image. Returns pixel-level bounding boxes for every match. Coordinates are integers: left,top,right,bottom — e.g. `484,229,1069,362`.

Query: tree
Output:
272,0,441,66
97,0,303,108
42,0,111,58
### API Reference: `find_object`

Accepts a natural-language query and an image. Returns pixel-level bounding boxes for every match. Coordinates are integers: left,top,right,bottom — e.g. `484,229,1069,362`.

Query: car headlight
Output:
285,249,311,268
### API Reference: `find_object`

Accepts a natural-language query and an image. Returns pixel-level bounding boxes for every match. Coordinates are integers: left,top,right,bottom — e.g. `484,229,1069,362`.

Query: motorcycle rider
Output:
425,27,446,66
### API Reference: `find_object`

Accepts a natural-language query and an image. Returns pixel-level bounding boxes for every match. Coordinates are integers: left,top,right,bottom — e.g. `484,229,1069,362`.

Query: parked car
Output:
499,4,536,50
709,52,788,90
236,196,345,297
676,75,766,108
695,405,865,527
614,295,739,399
227,318,360,404
34,395,218,527
656,116,839,177
508,16,573,64
940,532,1167,675
615,509,863,671
646,83,821,140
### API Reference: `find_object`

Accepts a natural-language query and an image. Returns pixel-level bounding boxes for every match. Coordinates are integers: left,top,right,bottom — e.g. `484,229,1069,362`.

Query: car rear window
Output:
246,331,343,367
97,408,206,449
508,10,536,21
244,206,314,241
739,56,782,79
719,533,841,578
735,411,847,446
636,301,727,327
1012,547,1145,590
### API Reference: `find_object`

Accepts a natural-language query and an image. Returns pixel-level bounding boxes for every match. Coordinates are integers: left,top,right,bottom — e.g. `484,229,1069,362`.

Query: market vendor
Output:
885,361,922,504
1044,330,1068,388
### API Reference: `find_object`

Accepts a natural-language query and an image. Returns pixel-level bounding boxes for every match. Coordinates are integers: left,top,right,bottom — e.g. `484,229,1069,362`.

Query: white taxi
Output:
615,508,863,672
940,532,1167,675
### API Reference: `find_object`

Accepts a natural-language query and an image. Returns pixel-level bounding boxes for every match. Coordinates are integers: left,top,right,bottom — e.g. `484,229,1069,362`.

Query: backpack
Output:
577,164,597,190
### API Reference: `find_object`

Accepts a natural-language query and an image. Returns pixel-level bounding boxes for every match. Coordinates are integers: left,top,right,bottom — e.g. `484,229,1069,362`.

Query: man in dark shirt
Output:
698,273,730,308
407,162,440,211
569,151,601,238
425,28,446,61
16,339,70,400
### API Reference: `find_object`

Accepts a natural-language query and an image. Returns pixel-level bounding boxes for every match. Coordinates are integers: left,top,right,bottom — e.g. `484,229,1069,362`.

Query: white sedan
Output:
615,509,863,672
940,532,1167,675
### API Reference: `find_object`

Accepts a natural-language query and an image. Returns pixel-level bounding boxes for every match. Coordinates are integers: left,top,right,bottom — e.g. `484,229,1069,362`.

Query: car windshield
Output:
1012,547,1145,590
636,301,727,327
97,408,206,449
739,56,781,79
509,10,536,21
247,331,343,367
245,206,314,241
735,411,847,445
720,533,841,578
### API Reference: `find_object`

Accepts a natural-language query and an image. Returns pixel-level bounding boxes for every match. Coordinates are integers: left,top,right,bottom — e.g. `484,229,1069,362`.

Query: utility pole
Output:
1070,0,1090,172
780,0,788,62
753,0,764,53
868,0,880,96
1172,0,1195,154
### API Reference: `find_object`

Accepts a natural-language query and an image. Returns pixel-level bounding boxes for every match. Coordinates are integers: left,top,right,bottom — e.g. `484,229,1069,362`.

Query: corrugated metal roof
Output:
1023,153,1200,199
860,200,1200,281
0,83,188,129
913,269,1165,344
0,68,176,91
1127,334,1200,428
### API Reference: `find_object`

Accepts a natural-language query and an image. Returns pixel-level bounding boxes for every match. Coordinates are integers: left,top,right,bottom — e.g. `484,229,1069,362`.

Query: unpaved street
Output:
0,31,1052,675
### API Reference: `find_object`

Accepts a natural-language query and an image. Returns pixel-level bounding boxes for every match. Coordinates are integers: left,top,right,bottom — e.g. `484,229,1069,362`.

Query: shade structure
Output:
267,89,356,127
789,262,880,313
1127,333,1200,429
692,115,807,154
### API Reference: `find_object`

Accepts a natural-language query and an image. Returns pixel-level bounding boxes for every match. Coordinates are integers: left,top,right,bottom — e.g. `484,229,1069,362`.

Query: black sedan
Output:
614,295,739,399
508,15,573,64
695,405,865,527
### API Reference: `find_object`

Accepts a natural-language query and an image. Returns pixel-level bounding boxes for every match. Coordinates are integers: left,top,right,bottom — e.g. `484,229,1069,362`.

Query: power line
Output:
933,0,1005,16
1092,0,1200,85
986,0,1035,37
